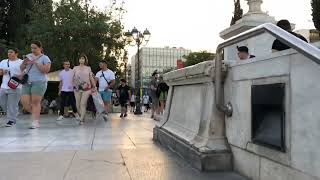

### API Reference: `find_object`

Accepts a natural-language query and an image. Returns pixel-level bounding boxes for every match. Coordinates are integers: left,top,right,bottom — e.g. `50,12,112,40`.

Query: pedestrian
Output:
272,19,308,52
0,48,23,127
150,70,160,118
95,60,115,120
73,53,97,125
143,93,150,112
49,98,58,113
57,60,80,121
116,79,131,118
156,76,169,115
130,92,135,112
41,98,49,114
237,46,255,60
20,41,51,129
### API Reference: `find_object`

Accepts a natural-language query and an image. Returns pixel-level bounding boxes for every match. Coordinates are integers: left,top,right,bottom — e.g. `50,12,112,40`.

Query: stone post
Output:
246,0,263,14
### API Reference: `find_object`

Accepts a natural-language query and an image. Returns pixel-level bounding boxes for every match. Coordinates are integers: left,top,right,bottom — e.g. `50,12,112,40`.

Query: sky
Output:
55,0,315,59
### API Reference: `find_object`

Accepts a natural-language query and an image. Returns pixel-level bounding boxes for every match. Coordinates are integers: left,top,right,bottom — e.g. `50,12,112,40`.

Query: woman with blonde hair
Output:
73,54,96,125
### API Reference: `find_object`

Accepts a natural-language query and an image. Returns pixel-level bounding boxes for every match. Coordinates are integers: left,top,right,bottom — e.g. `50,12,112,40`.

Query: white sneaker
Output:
102,114,109,122
75,113,80,120
30,121,40,129
57,115,64,121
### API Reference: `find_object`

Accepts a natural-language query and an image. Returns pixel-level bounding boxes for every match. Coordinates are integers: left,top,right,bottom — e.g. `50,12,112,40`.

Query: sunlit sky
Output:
55,0,314,59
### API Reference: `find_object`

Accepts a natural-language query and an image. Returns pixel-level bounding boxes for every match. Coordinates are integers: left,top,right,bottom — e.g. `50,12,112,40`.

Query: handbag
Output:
20,65,33,85
21,55,43,84
6,60,21,89
101,71,112,89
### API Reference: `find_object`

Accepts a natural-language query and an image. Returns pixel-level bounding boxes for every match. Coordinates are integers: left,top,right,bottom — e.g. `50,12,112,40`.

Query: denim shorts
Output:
99,90,112,103
21,81,47,96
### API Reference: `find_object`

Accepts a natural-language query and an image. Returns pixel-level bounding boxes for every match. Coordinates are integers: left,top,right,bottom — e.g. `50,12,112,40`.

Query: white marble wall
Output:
224,33,275,61
158,61,229,152
225,50,320,179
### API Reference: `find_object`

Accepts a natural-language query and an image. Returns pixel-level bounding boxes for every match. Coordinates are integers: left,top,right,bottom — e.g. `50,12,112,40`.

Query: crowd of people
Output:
0,40,169,130
0,40,122,129
0,19,303,129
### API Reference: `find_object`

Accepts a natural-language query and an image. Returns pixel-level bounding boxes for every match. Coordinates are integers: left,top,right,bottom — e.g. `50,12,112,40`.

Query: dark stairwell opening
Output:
251,83,286,152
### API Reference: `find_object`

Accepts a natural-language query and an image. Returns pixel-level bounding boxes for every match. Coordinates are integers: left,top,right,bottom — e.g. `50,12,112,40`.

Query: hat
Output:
237,46,249,53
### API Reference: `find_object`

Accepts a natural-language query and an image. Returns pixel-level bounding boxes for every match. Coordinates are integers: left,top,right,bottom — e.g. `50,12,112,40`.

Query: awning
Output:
47,70,61,82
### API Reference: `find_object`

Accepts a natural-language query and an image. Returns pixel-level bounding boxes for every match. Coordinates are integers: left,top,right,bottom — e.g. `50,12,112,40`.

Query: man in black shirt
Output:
272,19,308,52
237,46,256,60
117,79,131,118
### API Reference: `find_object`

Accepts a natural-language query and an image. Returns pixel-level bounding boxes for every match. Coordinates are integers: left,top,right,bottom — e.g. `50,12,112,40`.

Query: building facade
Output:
130,47,191,89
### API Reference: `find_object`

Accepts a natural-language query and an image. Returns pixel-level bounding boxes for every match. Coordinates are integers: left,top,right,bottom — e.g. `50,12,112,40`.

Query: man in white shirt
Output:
95,60,115,115
143,94,150,112
57,60,79,121
0,48,23,127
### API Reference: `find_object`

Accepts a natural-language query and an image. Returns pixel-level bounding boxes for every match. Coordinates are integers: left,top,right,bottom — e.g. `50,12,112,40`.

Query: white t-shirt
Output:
95,69,115,92
0,59,23,89
59,69,74,92
130,95,135,102
143,95,149,104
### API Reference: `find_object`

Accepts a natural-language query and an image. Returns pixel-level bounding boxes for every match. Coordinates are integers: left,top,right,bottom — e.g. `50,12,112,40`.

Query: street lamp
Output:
123,55,128,81
124,27,151,115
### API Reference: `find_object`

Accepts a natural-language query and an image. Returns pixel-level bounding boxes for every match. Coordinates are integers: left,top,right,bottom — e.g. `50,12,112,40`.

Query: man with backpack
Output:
95,60,115,117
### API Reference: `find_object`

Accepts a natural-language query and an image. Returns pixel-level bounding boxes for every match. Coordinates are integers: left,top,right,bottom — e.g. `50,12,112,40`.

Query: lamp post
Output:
123,55,128,81
124,27,151,115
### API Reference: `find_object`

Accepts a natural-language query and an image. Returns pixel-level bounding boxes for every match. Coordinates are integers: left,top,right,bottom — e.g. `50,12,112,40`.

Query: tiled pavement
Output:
0,113,246,180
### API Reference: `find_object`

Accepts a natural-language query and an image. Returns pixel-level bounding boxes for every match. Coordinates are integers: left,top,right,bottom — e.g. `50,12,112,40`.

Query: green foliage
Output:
230,0,243,26
183,51,215,67
0,0,33,57
312,0,320,31
23,0,126,72
0,0,126,75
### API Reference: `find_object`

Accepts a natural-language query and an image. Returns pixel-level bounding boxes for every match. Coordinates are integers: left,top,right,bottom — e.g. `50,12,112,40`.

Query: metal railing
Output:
215,23,320,117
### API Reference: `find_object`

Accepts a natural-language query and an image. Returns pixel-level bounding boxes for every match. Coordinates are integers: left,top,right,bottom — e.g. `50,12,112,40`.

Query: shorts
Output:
119,99,128,108
159,92,168,101
99,90,112,103
22,81,47,96
130,102,135,107
151,96,159,109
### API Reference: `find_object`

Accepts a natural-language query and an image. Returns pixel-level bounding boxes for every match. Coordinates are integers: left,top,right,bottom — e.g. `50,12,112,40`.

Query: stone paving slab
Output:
0,113,247,180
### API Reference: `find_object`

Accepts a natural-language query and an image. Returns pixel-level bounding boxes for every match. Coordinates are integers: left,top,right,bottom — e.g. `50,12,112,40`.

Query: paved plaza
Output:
0,113,246,180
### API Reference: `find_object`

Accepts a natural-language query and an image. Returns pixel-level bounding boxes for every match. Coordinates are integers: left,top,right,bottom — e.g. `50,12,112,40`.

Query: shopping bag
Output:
92,92,105,114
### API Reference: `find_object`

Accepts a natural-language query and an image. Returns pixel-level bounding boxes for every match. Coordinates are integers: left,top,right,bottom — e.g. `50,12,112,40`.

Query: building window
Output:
251,83,286,152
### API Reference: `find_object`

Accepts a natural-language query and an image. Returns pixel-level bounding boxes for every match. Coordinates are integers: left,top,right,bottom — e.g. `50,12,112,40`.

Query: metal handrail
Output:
215,23,320,117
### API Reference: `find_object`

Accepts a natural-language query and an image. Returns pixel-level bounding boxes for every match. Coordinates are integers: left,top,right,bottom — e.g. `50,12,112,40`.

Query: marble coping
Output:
164,61,227,82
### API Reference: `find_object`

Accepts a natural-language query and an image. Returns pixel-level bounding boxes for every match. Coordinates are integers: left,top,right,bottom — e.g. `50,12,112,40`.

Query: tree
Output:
230,0,243,26
24,0,126,72
312,0,320,31
183,51,215,67
0,0,50,57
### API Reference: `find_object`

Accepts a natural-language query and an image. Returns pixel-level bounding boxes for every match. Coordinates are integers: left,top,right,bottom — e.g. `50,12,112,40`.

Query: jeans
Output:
59,91,78,116
74,90,91,121
0,88,21,123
